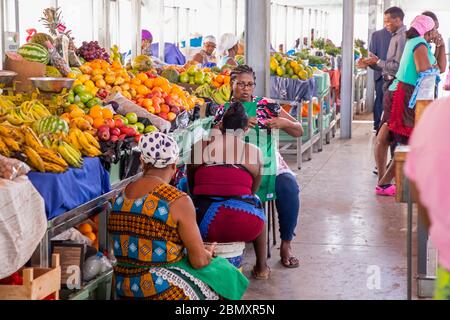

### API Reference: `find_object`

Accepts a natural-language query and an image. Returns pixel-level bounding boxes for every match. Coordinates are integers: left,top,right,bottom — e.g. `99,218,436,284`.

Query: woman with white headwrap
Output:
192,35,217,65
218,33,240,68
108,132,248,300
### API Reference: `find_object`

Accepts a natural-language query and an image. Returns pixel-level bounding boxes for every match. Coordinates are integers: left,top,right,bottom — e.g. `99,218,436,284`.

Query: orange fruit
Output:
93,117,105,129
131,78,142,86
223,76,231,85
70,108,85,119
144,79,154,89
160,104,170,114
137,85,149,96
142,98,153,109
102,108,113,119
85,232,97,242
78,223,93,234
96,79,107,89
137,73,149,82
167,112,177,122
215,75,224,84
89,105,103,118
147,106,155,114
121,83,130,91
61,113,71,122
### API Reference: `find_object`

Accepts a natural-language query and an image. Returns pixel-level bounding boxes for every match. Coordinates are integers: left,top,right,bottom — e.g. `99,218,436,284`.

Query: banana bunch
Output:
194,84,213,99
66,128,102,158
211,84,231,105
6,100,51,126
0,96,15,115
57,140,84,169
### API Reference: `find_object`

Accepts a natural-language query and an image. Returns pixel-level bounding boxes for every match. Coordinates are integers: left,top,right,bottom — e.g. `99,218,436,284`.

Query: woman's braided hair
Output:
230,65,256,99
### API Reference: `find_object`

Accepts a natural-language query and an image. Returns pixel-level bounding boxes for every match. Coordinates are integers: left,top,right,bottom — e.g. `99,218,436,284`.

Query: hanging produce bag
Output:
46,41,71,76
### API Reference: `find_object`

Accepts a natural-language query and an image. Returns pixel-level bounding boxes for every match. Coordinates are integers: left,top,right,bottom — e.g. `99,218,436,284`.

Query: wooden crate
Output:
0,254,61,300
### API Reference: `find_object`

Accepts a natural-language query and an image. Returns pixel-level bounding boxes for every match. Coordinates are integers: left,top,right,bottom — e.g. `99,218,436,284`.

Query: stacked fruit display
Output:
270,53,314,80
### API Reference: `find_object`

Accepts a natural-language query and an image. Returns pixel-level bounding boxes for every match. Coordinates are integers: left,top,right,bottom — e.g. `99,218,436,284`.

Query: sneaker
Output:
376,185,396,197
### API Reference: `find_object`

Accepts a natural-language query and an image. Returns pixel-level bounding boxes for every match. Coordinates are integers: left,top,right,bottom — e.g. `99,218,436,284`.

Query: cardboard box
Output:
3,55,46,92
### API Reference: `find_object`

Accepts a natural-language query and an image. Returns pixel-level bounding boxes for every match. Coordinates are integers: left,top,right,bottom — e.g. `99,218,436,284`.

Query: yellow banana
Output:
23,126,44,149
74,129,92,151
43,162,68,173
23,146,45,172
83,131,100,149
2,136,21,152
68,130,82,150
0,125,25,144
0,137,11,157
58,141,83,168
82,145,102,157
36,146,69,168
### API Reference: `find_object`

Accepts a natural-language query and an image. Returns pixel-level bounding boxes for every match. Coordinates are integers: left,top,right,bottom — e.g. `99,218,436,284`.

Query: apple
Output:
104,118,115,129
126,112,138,125
170,106,180,115
159,112,168,121
126,127,138,137
98,128,111,142
135,134,142,143
119,126,130,135
110,135,119,143
98,125,111,133
114,118,125,128
110,127,121,137
135,122,145,134
144,125,158,134
118,134,127,141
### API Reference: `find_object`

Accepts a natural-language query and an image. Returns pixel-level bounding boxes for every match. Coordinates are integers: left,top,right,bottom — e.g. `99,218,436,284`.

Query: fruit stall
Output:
0,7,214,300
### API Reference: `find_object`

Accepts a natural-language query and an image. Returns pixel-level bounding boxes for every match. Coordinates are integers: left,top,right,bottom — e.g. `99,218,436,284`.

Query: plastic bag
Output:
50,228,93,246
83,253,112,282
68,50,82,67
0,155,30,180
54,34,70,65
416,75,436,101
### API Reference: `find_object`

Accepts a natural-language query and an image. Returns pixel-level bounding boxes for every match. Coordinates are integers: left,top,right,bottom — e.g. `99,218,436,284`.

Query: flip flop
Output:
281,256,300,269
251,266,271,280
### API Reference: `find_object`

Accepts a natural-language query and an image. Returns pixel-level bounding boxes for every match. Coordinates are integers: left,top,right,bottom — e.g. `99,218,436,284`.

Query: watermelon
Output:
34,116,69,135
18,43,50,65
161,69,180,83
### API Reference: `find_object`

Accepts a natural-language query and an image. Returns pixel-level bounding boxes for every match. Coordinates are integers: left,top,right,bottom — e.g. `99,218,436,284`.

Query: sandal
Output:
281,256,300,269
251,266,271,280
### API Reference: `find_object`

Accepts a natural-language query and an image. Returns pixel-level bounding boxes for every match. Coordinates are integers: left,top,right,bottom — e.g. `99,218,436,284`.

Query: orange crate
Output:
0,254,61,300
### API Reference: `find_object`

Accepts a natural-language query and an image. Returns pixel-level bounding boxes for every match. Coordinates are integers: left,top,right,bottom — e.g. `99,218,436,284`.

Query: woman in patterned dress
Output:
108,132,248,300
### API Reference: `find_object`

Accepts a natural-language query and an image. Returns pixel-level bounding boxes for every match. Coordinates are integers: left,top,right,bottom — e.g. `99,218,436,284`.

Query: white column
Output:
383,0,391,10
232,0,238,35
284,6,288,52
366,0,378,114
100,0,111,50
131,0,142,57
308,8,312,47
245,0,271,97
186,8,191,56
158,0,165,61
341,0,355,139
299,8,304,50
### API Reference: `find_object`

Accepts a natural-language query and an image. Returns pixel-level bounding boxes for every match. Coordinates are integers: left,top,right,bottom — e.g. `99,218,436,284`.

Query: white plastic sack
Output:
105,92,172,133
416,75,436,101
51,228,93,246
0,176,47,279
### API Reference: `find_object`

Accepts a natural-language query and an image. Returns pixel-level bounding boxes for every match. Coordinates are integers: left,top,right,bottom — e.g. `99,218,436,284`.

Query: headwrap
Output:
219,33,239,54
203,35,217,45
139,132,179,169
411,15,435,36
142,29,153,42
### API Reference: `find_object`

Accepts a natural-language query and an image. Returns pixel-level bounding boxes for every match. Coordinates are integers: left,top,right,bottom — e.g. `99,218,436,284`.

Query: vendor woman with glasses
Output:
214,65,304,269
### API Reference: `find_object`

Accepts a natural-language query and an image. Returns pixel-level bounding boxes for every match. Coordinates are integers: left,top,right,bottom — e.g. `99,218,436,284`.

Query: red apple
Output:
114,118,125,128
119,126,129,135
98,129,111,142
110,127,121,137
135,134,142,143
159,112,168,121
126,127,137,137
104,118,115,129
118,134,127,141
170,106,180,115
110,135,119,143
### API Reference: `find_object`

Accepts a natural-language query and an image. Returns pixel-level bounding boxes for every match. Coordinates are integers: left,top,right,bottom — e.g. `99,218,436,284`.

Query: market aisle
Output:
243,123,409,300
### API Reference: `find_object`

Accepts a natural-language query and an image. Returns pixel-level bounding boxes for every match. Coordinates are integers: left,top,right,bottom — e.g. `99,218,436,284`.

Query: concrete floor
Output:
243,122,411,300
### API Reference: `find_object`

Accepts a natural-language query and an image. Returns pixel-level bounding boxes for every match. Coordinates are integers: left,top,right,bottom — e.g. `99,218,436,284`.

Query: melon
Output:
30,33,54,47
45,66,62,78
34,116,69,135
18,43,50,64
161,69,180,83
131,55,154,71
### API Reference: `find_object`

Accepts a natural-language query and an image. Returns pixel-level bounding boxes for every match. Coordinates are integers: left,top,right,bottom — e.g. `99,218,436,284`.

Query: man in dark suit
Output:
367,28,392,131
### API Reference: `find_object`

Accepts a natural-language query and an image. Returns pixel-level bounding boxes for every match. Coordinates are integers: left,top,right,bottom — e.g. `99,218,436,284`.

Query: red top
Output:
193,165,254,197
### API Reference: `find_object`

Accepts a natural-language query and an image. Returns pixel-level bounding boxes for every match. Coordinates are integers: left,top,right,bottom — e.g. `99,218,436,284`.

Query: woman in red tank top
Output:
188,102,270,280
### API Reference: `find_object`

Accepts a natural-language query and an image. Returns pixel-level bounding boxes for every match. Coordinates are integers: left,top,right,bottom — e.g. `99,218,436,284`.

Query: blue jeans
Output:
374,78,384,131
275,173,300,241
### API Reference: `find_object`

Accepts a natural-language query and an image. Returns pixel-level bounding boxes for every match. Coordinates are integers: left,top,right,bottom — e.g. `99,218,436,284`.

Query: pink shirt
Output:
405,97,450,270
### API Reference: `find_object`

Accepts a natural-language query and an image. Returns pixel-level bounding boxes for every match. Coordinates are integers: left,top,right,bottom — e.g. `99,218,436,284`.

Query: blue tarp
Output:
28,157,111,220
270,76,316,102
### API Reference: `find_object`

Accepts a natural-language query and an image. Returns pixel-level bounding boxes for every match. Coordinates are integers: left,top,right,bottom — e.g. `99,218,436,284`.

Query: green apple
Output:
126,112,138,125
135,122,145,134
144,125,158,134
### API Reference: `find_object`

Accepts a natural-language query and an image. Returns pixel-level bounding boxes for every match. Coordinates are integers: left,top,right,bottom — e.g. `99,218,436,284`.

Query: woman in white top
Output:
218,33,239,68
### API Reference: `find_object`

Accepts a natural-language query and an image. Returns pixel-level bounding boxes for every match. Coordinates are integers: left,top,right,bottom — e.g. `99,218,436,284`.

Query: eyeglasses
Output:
235,82,256,89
